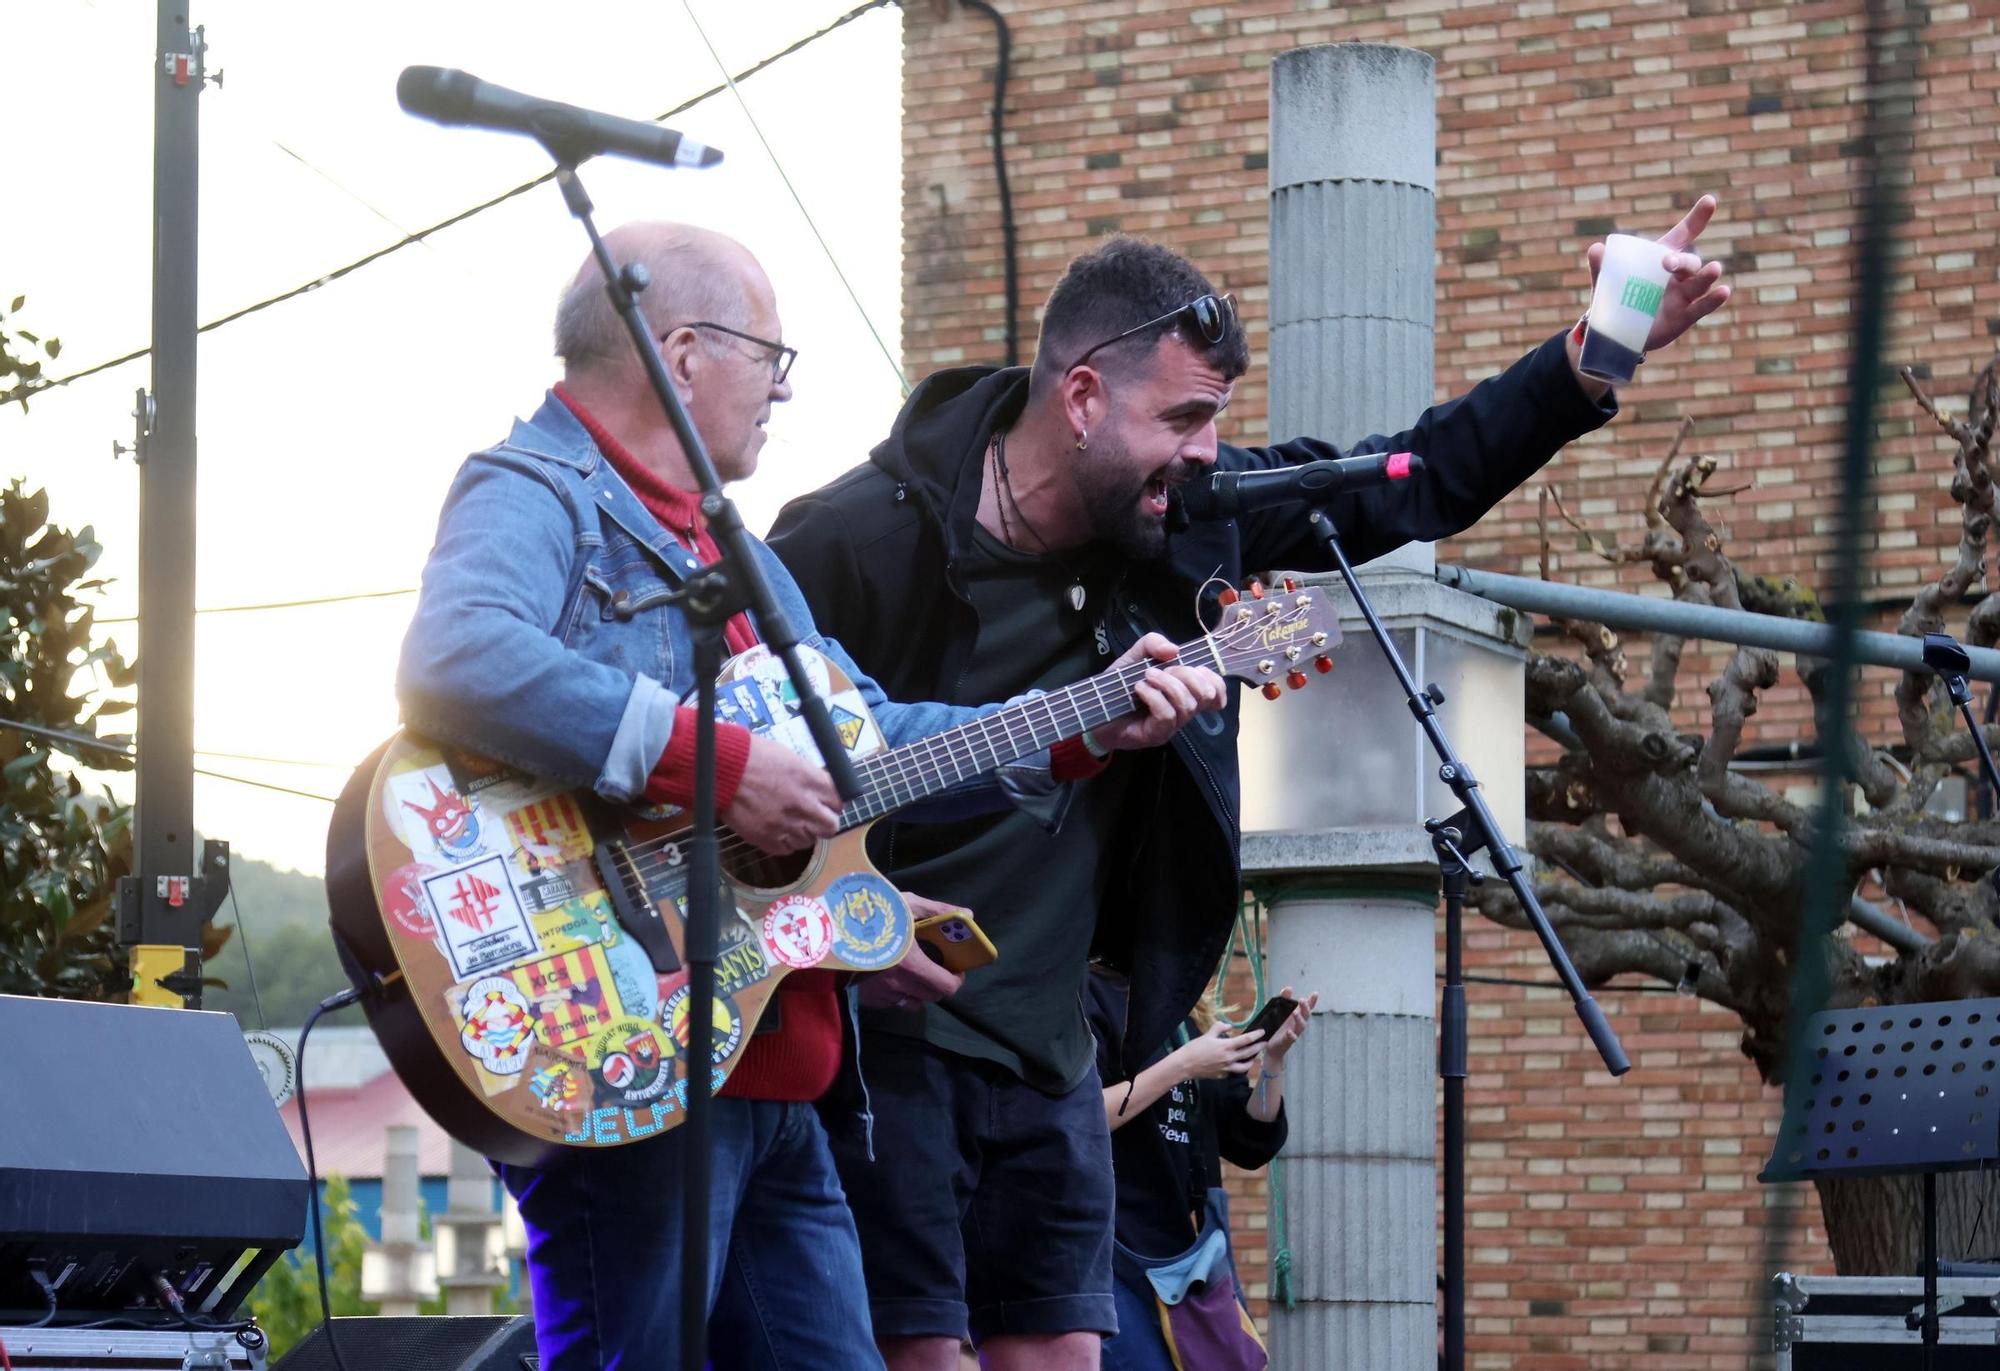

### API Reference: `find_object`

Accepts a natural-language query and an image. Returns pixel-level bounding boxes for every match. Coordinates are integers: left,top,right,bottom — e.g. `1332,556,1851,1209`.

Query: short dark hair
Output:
1030,237,1250,390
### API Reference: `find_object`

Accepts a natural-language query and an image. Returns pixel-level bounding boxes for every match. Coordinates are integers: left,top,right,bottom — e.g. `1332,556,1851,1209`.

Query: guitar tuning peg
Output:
1249,580,1266,600
1261,682,1283,700
1218,587,1239,607
1314,656,1334,674
1282,576,1297,592
1286,670,1308,690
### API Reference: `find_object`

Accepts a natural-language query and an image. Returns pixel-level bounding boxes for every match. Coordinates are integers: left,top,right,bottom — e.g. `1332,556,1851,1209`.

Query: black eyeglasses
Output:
672,321,798,384
1067,292,1236,373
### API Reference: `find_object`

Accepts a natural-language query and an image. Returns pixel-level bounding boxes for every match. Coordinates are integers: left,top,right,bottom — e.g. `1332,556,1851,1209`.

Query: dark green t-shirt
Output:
865,524,1134,1092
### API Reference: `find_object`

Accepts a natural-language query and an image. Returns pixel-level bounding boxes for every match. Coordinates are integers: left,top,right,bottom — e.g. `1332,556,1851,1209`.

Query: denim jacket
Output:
398,391,1068,1153
398,391,1061,814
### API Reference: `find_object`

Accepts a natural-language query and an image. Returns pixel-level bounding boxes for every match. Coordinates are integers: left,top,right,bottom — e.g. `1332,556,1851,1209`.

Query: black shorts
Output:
825,1031,1117,1345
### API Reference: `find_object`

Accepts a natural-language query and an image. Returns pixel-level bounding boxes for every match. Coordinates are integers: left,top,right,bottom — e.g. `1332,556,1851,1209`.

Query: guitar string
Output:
608,606,1314,884
616,635,1191,874
616,657,1150,881
613,607,1309,879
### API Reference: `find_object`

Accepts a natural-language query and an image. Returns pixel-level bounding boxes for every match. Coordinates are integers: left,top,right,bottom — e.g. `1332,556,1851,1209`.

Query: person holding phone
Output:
1083,965,1319,1371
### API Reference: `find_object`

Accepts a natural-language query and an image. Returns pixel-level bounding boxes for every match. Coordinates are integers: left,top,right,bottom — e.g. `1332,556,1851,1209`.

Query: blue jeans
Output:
501,1098,884,1371
1104,1269,1175,1371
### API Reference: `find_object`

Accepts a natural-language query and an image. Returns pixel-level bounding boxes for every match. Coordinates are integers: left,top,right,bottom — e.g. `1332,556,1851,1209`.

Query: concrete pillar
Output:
373,1124,426,1318
1269,42,1436,577
437,1139,505,1317
1256,43,1490,1371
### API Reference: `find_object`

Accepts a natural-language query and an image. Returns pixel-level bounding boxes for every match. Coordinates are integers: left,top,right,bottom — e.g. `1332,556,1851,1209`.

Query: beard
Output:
1072,421,1199,560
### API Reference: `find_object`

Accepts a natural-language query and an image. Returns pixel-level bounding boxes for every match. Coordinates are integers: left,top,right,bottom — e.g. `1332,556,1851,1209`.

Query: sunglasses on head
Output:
1067,292,1235,374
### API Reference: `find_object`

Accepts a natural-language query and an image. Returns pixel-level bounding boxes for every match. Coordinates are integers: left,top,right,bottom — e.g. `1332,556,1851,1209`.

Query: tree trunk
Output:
1816,1170,2000,1273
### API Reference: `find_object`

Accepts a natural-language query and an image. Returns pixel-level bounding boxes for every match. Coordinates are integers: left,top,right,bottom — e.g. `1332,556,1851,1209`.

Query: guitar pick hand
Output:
724,733,843,855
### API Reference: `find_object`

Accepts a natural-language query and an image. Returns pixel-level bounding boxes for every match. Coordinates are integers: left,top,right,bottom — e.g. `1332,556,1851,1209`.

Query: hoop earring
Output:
1075,429,1089,451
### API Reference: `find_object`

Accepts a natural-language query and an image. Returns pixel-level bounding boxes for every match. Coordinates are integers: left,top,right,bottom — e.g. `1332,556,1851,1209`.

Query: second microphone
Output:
1176,451,1422,521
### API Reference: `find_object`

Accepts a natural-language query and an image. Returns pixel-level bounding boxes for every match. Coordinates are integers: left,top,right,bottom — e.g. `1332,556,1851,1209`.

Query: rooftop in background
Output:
270,1025,457,1179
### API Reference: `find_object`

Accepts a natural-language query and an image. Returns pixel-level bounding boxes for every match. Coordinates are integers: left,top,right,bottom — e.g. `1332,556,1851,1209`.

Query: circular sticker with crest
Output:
457,977,535,1076
590,1015,676,1105
762,894,833,969
664,984,745,1066
824,873,909,971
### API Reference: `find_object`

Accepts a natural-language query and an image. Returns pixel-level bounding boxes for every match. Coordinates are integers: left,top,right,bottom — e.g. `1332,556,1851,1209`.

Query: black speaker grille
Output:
271,1316,536,1371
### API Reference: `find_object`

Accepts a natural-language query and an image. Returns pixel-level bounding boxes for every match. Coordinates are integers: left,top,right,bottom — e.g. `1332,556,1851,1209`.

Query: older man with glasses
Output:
768,207,1730,1371
395,221,1224,1371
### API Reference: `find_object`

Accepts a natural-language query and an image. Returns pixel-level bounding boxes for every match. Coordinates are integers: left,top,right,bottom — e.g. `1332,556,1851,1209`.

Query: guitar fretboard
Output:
839,636,1211,829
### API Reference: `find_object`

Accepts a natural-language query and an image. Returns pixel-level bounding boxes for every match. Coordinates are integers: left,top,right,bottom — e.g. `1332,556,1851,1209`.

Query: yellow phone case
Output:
913,908,999,973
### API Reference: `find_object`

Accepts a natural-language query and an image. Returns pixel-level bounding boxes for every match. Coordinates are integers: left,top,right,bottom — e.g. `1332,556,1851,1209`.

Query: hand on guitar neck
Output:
725,633,1220,858
1089,632,1227,753
724,734,843,855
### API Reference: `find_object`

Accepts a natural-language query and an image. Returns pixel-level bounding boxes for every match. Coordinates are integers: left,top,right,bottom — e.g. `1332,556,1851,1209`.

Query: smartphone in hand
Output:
1237,994,1300,1044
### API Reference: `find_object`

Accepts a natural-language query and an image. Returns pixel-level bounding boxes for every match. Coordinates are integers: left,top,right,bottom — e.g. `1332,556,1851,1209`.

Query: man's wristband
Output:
1081,729,1110,760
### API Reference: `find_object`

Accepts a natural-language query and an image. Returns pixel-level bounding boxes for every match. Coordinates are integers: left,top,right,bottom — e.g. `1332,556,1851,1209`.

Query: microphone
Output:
1176,452,1423,521
396,66,722,169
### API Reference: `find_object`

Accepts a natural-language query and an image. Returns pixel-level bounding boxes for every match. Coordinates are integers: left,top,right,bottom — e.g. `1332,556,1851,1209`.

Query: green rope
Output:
1229,887,1297,1310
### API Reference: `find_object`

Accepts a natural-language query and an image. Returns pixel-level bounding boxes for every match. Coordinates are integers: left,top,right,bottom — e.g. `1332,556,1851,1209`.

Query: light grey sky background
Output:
5,0,908,876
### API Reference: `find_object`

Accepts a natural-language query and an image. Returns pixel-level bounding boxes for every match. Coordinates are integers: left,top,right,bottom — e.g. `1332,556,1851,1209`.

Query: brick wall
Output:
902,0,2000,1365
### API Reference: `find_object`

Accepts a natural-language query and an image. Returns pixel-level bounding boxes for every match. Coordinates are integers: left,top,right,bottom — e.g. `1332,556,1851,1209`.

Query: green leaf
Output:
43,339,60,360
8,297,22,314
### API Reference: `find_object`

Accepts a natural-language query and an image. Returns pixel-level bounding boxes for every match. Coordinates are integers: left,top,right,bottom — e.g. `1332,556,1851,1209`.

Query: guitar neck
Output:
840,634,1216,828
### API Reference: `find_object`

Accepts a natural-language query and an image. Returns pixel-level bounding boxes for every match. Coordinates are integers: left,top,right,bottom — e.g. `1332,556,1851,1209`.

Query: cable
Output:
195,769,339,804
679,0,908,395
0,717,131,757
0,721,342,800
1,1,901,412
25,1269,56,1329
958,0,1022,367
95,587,417,623
297,985,369,1371
226,883,268,1031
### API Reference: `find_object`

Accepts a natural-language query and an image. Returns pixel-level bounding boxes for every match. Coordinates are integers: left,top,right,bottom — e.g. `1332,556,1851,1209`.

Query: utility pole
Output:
118,1,228,1008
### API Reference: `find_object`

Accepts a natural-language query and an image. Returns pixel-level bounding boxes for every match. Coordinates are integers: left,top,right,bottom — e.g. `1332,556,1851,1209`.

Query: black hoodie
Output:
768,330,1613,1068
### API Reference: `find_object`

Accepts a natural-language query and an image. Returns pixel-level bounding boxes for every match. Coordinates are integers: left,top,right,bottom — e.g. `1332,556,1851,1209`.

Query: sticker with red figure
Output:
762,894,833,969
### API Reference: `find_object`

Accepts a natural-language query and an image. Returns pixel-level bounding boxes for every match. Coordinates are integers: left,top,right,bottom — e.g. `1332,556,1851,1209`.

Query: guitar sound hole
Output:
722,846,812,894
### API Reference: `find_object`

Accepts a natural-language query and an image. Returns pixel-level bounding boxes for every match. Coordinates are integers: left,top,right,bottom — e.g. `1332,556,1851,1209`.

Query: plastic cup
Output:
1579,234,1673,383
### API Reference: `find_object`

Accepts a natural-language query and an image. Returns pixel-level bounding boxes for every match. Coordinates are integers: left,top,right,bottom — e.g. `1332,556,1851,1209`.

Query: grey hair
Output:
553,225,758,375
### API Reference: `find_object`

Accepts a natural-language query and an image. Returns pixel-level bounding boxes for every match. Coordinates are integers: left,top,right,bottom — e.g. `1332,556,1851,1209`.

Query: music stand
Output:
1760,996,2000,1370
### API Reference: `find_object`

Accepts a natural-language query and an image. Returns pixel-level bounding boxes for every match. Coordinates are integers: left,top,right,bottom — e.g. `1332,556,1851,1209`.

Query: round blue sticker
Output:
824,873,910,971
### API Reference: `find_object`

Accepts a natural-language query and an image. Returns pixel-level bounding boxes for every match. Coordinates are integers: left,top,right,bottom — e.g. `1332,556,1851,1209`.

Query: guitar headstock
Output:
1204,578,1342,699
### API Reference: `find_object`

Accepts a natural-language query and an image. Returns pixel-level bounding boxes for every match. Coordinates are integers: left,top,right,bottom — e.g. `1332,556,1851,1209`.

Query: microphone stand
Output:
1924,632,2000,816
545,158,864,1371
1297,507,1630,1371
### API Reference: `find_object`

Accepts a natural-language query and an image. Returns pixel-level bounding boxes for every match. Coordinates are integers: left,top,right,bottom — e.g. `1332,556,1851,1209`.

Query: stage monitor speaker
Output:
272,1315,537,1370
0,994,309,1324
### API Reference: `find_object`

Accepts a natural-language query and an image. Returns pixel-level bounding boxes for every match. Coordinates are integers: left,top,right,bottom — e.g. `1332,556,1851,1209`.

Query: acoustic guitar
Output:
325,580,1336,1164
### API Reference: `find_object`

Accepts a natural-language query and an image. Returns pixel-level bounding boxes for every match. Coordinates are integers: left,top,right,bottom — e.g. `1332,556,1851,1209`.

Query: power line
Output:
1,0,900,412
1,718,340,802
95,586,416,624
681,0,908,395
197,768,338,804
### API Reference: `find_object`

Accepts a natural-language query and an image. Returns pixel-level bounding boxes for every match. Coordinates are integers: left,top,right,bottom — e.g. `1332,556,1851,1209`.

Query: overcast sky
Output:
5,0,907,876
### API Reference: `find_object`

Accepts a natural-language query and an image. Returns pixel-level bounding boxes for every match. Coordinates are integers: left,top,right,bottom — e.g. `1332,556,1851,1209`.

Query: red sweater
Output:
556,384,839,1100
553,387,1107,1098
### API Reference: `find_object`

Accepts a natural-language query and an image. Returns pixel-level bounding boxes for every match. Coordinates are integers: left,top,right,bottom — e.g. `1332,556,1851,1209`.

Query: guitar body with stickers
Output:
325,580,1336,1164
